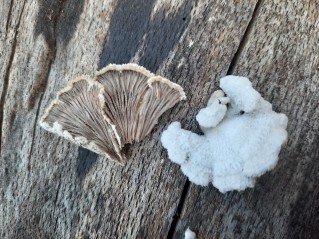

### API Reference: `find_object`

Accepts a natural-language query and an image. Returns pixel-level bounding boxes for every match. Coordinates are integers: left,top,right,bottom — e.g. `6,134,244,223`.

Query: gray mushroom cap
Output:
39,77,125,164
40,64,186,165
95,63,186,144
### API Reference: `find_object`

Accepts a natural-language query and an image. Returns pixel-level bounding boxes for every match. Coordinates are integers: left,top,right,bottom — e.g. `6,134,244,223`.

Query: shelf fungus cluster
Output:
161,76,288,193
40,64,186,165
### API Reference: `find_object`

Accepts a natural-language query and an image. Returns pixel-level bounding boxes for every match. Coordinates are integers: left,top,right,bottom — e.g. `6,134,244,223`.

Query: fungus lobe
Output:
40,77,125,164
96,64,186,144
161,75,288,193
40,64,185,164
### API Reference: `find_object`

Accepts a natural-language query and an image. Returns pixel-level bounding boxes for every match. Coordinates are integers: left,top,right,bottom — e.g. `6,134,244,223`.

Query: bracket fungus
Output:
161,75,288,193
40,64,185,165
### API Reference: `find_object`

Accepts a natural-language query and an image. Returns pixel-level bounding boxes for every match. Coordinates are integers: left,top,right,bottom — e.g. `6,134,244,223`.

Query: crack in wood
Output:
5,0,14,34
167,180,190,239
53,181,62,232
227,0,263,75
27,93,44,172
0,0,26,155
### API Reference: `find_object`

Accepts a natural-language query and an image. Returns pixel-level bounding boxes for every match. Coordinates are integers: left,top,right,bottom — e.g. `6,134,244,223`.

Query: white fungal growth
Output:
185,228,196,239
161,75,288,193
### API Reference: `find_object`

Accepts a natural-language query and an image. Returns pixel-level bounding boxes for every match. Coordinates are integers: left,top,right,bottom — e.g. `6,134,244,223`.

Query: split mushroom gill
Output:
40,64,186,164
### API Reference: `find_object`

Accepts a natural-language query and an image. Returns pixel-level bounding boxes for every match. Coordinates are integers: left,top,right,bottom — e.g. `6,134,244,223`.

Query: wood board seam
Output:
27,93,44,172
167,180,191,239
227,0,263,75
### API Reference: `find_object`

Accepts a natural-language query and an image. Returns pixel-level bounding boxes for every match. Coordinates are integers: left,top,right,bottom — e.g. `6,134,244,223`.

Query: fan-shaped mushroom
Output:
95,64,186,144
40,77,125,164
40,64,185,164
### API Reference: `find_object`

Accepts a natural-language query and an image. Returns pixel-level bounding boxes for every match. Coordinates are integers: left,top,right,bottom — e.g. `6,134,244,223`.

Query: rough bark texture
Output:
0,0,318,238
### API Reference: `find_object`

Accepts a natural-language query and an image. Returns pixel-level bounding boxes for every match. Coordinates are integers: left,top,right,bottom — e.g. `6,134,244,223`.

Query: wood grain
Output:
3,0,317,238
174,1,319,238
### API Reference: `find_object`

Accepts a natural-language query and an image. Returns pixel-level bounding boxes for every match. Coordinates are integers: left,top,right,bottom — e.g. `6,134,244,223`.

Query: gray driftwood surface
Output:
1,0,318,238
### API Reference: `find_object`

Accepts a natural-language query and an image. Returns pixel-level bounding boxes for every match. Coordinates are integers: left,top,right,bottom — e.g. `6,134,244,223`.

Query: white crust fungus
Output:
161,75,288,193
184,227,196,239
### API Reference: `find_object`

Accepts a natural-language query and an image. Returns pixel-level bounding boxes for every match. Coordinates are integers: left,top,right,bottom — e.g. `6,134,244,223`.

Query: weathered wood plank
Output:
174,1,319,238
1,0,258,238
0,0,27,153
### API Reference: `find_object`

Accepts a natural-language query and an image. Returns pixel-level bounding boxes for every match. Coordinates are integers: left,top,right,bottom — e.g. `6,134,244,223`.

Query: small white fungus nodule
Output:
161,75,288,193
185,228,196,239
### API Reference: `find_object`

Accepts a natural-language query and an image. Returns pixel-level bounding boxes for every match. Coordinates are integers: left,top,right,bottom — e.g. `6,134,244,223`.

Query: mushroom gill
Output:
135,76,186,141
40,64,186,165
95,64,186,144
39,77,125,164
